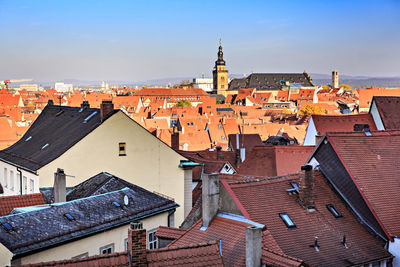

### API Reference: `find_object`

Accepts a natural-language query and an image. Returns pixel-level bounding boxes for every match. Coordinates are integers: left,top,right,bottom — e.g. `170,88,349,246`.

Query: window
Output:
64,213,75,221
4,168,8,188
221,136,226,141
279,213,296,228
148,229,158,249
100,243,114,254
221,85,224,89
326,204,342,218
23,176,27,194
10,170,14,190
119,143,126,156
29,179,34,193
72,252,88,259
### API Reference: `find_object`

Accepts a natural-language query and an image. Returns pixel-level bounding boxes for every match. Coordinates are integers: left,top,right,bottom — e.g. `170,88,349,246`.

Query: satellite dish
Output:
124,195,129,206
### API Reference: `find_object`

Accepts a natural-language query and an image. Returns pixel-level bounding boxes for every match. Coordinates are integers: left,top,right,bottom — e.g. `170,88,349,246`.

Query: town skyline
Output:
1,0,399,82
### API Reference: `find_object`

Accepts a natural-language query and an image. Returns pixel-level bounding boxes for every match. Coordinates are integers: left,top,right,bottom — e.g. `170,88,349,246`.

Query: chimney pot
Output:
81,100,90,108
128,221,147,266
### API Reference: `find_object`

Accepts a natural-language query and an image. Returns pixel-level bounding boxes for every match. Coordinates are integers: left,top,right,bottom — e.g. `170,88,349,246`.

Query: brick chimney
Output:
202,173,220,229
100,100,114,122
128,222,147,267
171,127,179,150
246,226,262,267
54,168,66,203
81,100,90,108
299,164,315,210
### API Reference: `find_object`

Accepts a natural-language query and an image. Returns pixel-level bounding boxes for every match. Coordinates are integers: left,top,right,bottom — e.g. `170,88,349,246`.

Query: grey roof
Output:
40,172,160,204
229,73,314,91
0,105,119,172
0,186,178,256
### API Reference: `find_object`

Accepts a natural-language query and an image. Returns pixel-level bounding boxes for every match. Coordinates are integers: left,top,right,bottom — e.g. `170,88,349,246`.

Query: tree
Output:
282,107,295,114
216,99,224,104
174,99,192,107
299,104,326,115
339,84,352,91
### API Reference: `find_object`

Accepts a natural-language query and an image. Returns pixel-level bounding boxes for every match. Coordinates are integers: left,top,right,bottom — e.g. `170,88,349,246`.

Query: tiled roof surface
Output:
147,241,224,266
133,88,209,96
155,226,186,240
358,87,400,109
312,113,377,136
228,172,392,266
228,133,263,152
0,193,45,216
237,146,314,177
18,252,129,267
168,215,251,266
372,96,400,130
327,131,400,237
0,105,119,171
0,187,178,255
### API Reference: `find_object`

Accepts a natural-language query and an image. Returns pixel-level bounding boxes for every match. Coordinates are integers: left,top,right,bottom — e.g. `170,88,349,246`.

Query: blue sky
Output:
0,0,399,82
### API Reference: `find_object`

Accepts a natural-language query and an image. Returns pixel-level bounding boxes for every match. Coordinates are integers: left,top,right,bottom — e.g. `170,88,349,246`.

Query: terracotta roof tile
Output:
372,96,400,130
0,193,45,216
155,226,186,240
311,114,377,135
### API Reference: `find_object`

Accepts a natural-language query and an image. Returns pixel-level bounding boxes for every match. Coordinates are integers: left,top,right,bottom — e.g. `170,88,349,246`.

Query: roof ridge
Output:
148,240,219,253
227,172,300,185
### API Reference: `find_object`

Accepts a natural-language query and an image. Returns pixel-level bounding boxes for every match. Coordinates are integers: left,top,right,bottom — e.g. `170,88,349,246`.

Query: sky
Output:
0,0,399,83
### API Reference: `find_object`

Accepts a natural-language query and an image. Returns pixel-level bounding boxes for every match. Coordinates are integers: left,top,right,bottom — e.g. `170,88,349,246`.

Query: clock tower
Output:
212,41,229,96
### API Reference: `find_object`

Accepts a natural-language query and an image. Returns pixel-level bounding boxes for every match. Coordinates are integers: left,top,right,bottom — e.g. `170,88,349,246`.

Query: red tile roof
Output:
228,172,392,266
0,193,45,216
228,134,263,152
19,252,129,266
358,87,400,109
237,146,315,177
372,96,400,130
326,131,400,237
311,114,377,136
155,226,186,240
147,241,224,267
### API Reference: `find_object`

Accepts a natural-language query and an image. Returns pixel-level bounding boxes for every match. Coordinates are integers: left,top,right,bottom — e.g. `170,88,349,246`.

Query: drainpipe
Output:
17,167,22,195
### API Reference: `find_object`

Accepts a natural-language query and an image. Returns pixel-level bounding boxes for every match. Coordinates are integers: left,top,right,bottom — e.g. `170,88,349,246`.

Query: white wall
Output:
389,237,400,267
0,161,39,196
370,100,385,131
303,116,317,146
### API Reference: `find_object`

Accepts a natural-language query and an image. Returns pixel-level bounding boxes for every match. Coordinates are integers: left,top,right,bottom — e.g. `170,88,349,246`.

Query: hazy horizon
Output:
1,0,399,82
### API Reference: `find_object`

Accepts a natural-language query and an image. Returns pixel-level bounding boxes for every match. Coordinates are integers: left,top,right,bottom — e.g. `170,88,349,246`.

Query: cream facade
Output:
35,111,188,224
12,212,169,266
0,161,38,196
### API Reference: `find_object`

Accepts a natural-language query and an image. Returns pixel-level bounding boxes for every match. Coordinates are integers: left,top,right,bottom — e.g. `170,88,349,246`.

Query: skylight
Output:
1,222,13,231
286,182,299,194
326,204,342,218
41,143,49,150
112,201,121,208
279,213,296,228
25,136,32,141
64,213,75,221
83,111,97,123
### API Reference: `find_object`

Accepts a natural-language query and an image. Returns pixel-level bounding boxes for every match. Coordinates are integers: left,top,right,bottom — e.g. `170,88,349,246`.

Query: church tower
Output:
213,41,229,96
332,69,339,89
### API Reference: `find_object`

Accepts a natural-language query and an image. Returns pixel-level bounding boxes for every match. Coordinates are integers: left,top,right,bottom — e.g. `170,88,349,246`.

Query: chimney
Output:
216,146,224,160
299,165,315,210
54,168,66,203
171,127,179,150
202,173,220,229
100,100,114,122
235,133,241,166
246,226,262,267
81,100,90,108
47,99,54,106
315,134,322,145
128,222,147,267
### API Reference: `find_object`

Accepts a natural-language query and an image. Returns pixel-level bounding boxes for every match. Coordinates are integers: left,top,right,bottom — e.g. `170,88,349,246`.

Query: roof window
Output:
326,204,342,218
1,222,13,231
41,143,49,150
25,136,32,142
64,213,75,221
279,213,296,228
286,182,299,195
83,111,98,123
112,201,121,208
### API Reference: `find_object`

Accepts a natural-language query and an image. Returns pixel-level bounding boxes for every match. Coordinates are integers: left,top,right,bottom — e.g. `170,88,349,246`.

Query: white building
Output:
192,77,213,92
54,82,73,93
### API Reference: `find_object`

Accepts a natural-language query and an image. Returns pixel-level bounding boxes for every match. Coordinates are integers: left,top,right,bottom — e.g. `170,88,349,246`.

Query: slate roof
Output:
0,193,45,217
0,105,119,172
19,252,129,267
372,96,400,130
326,131,400,237
229,73,314,91
311,114,377,136
228,172,392,266
147,241,224,266
0,187,178,257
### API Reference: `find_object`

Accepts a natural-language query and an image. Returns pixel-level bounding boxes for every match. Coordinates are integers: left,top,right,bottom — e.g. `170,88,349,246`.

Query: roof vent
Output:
83,111,97,123
41,143,49,150
124,195,129,206
342,234,349,248
310,237,319,252
25,136,32,142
